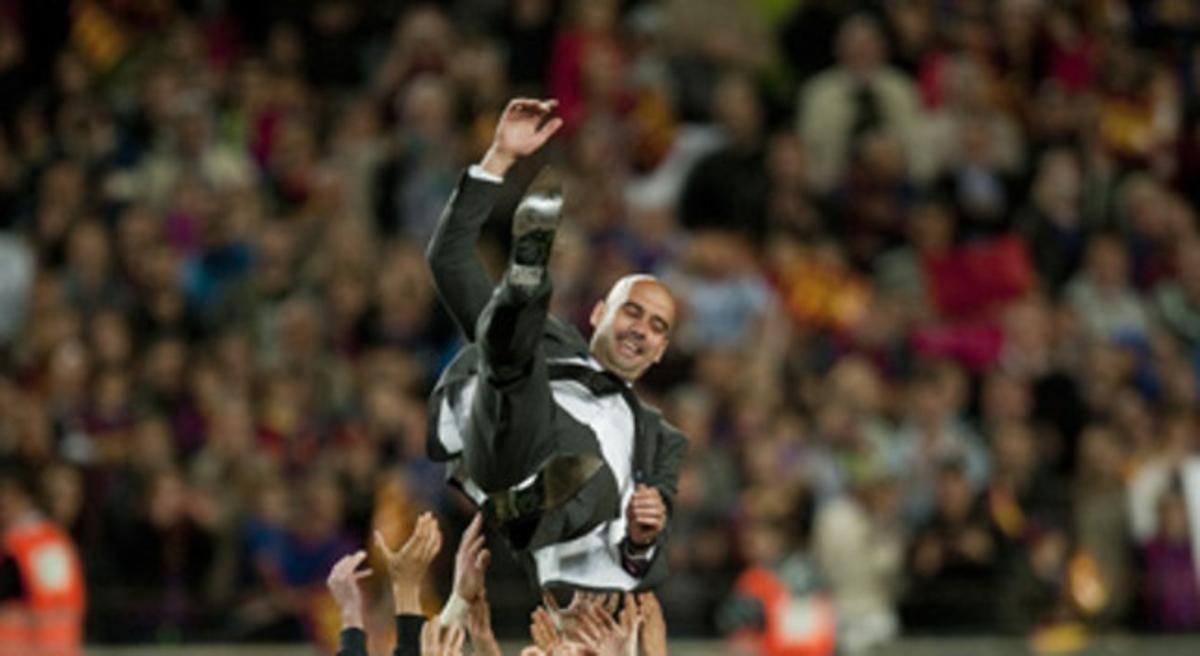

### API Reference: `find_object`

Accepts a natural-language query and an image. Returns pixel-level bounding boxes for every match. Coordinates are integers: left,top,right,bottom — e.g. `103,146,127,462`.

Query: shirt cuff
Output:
625,543,657,562
467,164,504,184
620,538,657,577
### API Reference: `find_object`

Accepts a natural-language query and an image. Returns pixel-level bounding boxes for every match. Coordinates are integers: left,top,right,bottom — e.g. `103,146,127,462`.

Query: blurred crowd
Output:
2,0,1200,651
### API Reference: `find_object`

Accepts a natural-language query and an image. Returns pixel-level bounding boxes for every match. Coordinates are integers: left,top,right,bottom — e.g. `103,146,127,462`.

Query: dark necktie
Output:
549,363,627,396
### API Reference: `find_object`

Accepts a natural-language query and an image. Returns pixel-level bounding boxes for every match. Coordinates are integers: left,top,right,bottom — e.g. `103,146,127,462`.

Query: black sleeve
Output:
337,628,368,656
647,423,689,514
631,422,689,588
394,613,426,656
425,172,504,340
0,555,22,601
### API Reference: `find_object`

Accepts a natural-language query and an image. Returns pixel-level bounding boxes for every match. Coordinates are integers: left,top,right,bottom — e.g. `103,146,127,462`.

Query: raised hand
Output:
626,485,666,547
574,594,640,656
481,99,564,177
422,620,466,656
543,589,617,642
326,550,372,629
636,593,668,656
454,513,491,603
466,595,502,656
375,512,443,614
530,605,563,653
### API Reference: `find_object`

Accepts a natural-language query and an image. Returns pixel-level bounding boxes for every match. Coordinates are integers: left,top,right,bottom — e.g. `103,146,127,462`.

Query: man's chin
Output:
606,357,639,379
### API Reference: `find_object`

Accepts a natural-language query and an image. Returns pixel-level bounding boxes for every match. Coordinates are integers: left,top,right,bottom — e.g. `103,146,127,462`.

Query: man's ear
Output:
652,338,669,363
589,300,606,328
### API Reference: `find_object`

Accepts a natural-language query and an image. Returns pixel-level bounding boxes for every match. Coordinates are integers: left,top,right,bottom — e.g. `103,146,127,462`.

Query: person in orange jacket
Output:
718,514,836,656
0,461,86,656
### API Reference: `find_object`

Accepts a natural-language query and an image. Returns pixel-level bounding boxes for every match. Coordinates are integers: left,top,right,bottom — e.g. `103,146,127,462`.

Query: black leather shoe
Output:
509,167,563,286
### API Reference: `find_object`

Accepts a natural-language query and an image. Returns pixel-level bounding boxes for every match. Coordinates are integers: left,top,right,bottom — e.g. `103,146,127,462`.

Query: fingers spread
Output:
445,625,465,654
618,592,641,634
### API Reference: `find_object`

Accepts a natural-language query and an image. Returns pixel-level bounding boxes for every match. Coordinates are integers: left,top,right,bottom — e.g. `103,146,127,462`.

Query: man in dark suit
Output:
425,98,687,591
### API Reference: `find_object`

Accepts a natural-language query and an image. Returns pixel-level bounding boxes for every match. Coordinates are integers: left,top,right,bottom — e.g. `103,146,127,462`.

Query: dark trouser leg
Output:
462,275,558,492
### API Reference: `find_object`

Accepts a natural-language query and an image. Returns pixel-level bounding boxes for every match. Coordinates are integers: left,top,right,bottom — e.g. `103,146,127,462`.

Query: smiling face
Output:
589,276,675,382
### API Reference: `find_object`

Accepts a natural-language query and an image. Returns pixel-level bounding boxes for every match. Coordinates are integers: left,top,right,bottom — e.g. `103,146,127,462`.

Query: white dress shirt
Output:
436,356,650,590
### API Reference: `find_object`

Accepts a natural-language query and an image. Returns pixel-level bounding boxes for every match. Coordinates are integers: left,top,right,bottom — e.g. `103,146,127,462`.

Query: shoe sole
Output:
512,166,563,267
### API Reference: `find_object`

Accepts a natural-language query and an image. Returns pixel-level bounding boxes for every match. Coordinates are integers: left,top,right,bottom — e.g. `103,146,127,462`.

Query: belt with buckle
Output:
485,453,606,524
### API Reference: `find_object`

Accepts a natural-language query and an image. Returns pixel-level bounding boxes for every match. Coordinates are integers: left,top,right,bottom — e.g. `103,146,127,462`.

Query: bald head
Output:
589,275,676,381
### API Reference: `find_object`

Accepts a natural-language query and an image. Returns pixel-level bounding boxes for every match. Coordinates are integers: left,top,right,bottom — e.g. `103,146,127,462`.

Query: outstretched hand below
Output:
453,513,491,603
326,550,372,629
375,512,443,614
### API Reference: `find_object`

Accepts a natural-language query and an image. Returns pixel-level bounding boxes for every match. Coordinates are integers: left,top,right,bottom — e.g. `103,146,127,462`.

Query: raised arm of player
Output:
426,98,563,339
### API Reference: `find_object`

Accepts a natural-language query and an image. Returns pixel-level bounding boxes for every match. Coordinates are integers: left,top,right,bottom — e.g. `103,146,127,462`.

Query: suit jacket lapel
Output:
624,388,654,485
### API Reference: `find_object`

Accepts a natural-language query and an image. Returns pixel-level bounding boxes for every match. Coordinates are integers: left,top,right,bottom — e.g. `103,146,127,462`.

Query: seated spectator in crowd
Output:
887,362,990,527
902,459,999,633
1138,483,1200,632
1066,233,1151,343
1015,148,1092,297
1072,426,1134,626
678,70,770,244
798,13,929,192
105,468,219,640
813,464,904,655
1153,237,1200,350
661,233,774,354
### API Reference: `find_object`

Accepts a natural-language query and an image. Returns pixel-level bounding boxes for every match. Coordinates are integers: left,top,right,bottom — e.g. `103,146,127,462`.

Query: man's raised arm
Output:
426,98,563,339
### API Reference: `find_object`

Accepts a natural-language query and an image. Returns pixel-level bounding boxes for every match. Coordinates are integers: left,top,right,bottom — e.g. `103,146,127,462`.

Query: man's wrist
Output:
392,583,422,615
340,609,365,630
438,591,471,627
479,147,516,179
624,535,655,554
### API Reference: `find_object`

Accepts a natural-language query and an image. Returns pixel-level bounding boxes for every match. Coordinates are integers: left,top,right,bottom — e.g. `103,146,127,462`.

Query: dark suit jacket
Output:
424,172,687,589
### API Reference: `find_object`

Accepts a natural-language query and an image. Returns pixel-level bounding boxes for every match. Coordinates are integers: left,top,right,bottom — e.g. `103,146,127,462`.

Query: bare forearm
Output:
341,608,365,631
470,628,502,656
468,599,502,656
479,146,517,179
392,582,422,616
